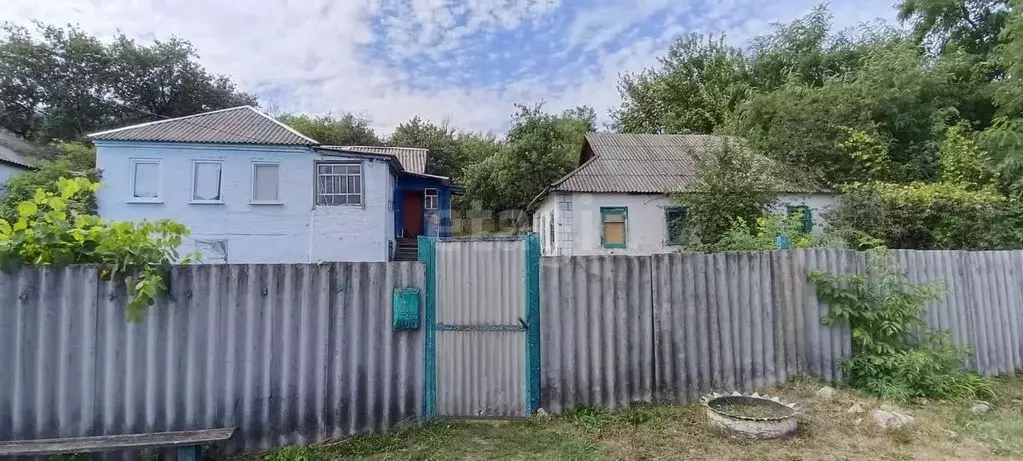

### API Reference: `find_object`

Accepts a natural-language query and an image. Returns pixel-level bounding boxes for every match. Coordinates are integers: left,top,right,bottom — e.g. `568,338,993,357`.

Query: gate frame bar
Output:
418,234,542,420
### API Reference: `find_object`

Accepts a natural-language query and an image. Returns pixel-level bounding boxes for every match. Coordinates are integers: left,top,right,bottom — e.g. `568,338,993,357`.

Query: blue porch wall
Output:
394,175,456,237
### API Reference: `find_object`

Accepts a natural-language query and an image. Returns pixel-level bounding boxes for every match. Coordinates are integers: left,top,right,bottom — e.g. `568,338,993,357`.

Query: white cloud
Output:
1,0,898,136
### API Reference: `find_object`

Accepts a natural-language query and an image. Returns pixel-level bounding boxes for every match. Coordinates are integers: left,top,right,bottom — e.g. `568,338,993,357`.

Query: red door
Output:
403,191,424,236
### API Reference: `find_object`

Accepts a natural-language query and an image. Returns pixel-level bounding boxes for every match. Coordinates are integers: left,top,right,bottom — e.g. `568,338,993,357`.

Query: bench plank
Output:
0,428,236,456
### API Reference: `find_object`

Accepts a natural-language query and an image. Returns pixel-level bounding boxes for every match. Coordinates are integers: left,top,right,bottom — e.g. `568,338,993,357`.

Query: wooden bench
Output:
0,428,236,460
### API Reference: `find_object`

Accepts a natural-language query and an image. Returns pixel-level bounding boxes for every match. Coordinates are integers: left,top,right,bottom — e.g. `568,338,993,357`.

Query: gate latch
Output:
518,317,528,330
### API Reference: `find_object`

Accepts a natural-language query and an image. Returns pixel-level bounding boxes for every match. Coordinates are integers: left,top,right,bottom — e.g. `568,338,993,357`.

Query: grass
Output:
238,374,1023,460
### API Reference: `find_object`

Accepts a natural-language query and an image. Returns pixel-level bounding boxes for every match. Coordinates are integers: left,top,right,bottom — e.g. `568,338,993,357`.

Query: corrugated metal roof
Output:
550,133,818,194
337,146,428,174
88,106,318,145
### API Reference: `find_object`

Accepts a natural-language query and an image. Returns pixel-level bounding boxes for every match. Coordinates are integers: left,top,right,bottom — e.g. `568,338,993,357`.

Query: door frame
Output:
418,234,541,419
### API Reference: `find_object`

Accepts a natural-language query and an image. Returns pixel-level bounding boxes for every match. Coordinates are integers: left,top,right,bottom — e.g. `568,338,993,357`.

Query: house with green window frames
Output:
529,133,836,256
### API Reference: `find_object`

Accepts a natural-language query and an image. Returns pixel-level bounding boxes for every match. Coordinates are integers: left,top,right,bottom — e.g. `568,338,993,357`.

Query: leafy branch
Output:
0,177,191,321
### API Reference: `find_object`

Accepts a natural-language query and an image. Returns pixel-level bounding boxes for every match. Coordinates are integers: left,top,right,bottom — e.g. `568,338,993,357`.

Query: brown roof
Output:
335,146,428,174
88,106,318,146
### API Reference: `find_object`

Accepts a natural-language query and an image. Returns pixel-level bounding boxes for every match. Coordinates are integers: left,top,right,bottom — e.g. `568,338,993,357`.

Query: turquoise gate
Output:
419,235,541,418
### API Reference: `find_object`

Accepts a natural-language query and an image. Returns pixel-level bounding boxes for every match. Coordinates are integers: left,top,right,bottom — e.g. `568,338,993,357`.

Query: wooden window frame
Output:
665,206,687,246
190,160,224,204
128,158,162,203
315,161,363,206
424,188,439,210
250,162,282,204
600,206,628,249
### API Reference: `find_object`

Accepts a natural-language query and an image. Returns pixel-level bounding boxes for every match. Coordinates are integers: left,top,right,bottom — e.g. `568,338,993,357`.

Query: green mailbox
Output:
392,288,421,331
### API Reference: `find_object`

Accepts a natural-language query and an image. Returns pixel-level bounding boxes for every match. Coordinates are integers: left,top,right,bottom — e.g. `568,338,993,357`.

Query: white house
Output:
90,106,459,264
530,133,836,256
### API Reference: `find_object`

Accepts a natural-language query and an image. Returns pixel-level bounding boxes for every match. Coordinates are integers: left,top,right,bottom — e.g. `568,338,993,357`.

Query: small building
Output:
90,106,458,263
530,133,835,256
0,129,43,185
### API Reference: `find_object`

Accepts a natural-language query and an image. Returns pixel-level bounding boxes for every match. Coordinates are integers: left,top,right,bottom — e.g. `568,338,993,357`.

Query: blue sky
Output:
3,0,899,134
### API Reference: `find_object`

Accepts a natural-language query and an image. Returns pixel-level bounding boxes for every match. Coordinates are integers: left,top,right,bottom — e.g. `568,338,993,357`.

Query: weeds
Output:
810,248,995,402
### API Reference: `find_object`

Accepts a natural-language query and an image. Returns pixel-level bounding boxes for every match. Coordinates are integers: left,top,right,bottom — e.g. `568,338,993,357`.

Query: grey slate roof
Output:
88,106,318,145
551,133,719,194
0,129,48,169
334,146,428,174
549,133,818,195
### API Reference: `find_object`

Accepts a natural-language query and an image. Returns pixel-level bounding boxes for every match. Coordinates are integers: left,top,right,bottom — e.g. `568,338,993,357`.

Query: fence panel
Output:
539,256,654,412
0,262,425,455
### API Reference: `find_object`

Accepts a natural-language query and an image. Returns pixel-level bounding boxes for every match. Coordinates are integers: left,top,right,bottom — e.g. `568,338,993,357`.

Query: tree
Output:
389,116,463,178
462,104,594,212
672,139,779,244
612,33,748,134
277,113,381,146
898,0,1010,55
0,22,256,142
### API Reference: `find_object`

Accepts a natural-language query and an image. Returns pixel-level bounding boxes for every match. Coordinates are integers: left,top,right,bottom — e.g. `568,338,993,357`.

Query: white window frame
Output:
250,162,282,205
315,161,363,206
128,158,162,203
424,188,439,210
190,161,224,204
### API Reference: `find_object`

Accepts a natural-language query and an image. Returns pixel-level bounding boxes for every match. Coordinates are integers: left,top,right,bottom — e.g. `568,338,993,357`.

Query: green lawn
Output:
247,374,1023,460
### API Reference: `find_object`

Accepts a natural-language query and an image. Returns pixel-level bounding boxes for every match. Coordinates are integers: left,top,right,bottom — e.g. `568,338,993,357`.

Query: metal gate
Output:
419,235,540,419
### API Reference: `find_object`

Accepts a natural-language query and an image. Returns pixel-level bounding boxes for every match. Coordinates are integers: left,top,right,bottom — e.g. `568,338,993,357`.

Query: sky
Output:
2,0,900,134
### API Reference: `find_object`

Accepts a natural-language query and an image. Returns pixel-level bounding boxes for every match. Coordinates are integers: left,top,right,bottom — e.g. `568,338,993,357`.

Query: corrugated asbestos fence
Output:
3,248,1023,457
540,249,1023,412
0,263,424,455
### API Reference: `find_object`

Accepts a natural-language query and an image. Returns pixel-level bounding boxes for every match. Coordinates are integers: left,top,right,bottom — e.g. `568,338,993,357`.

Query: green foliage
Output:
0,177,190,320
940,125,998,187
810,249,994,401
672,139,778,244
0,22,255,141
898,0,1010,55
696,210,844,252
830,181,1016,249
612,33,749,134
836,126,893,182
389,116,463,179
462,103,594,212
1,141,97,222
277,113,381,146
261,445,324,461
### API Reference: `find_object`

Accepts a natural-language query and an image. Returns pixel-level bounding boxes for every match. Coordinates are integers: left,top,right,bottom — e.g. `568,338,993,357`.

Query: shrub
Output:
691,210,845,251
809,249,994,401
829,181,1017,250
0,177,190,320
1,142,98,222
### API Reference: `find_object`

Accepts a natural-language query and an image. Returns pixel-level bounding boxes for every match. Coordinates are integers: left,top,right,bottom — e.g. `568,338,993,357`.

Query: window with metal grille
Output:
315,162,362,206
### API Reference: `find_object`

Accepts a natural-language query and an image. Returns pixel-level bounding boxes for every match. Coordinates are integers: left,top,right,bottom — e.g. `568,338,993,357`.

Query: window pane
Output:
193,163,222,201
133,162,159,198
603,212,625,223
604,222,625,245
253,164,279,201
666,209,687,244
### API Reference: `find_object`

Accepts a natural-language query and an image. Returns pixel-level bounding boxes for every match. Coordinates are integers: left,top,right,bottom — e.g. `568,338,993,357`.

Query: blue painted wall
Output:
394,174,456,238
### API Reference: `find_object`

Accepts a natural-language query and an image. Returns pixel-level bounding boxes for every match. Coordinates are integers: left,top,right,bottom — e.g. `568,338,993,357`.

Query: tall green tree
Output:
389,116,463,178
898,0,1010,55
462,104,594,212
0,22,256,142
277,113,381,146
